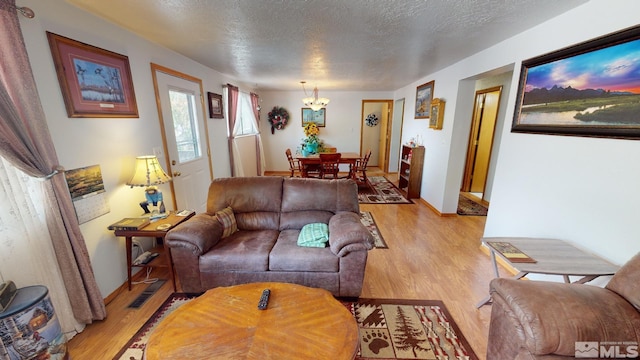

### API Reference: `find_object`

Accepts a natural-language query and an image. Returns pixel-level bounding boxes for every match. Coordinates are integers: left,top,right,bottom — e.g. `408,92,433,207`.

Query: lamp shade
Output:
126,155,171,188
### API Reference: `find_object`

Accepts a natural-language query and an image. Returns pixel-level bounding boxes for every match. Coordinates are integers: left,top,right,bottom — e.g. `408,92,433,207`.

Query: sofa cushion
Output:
215,206,238,238
280,178,360,230
297,223,329,247
270,230,339,272
606,251,640,310
207,176,283,214
200,230,278,271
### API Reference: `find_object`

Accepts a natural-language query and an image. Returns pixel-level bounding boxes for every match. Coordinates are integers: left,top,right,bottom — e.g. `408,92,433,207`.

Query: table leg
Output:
490,249,500,278
574,275,598,284
476,257,530,308
125,236,133,291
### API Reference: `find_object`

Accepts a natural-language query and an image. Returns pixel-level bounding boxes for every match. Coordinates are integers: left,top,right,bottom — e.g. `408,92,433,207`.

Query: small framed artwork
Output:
415,80,434,119
301,108,326,127
512,25,640,139
430,98,445,130
46,32,138,118
208,92,224,118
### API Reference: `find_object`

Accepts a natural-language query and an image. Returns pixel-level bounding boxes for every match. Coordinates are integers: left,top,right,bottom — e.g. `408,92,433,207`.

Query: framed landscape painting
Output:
415,81,434,119
46,32,138,118
301,108,326,127
512,25,640,139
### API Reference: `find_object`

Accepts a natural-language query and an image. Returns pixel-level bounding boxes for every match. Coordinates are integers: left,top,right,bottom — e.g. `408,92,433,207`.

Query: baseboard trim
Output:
418,198,457,217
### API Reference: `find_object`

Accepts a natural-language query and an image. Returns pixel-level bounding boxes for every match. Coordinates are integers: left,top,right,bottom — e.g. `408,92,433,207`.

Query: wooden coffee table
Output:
144,282,359,359
476,237,619,307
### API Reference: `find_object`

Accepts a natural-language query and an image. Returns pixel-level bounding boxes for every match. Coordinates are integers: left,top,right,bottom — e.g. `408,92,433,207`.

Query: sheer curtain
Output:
225,85,265,177
0,157,84,335
250,92,266,176
0,0,106,328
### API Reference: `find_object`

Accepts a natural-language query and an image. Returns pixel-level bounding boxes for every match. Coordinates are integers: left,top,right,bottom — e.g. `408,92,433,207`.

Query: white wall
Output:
393,0,640,265
17,0,244,297
259,91,393,172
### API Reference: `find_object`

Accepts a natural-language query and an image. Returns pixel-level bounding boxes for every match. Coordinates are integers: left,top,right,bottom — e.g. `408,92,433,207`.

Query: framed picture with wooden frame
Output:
46,32,138,118
207,92,224,118
512,25,640,139
301,108,326,127
415,80,434,119
430,98,445,130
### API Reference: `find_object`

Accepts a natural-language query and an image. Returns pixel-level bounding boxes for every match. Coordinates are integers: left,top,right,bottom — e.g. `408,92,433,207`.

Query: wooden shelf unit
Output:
398,145,424,199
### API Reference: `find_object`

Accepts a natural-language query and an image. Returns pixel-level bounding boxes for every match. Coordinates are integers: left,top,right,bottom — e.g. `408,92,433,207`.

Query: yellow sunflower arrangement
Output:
303,123,320,137
301,123,323,155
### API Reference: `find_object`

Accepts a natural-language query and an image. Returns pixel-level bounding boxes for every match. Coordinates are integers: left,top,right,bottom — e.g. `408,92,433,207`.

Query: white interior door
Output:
152,65,212,213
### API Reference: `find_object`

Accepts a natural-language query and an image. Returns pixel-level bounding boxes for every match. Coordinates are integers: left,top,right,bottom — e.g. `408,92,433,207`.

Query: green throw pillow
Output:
297,223,329,247
216,206,238,238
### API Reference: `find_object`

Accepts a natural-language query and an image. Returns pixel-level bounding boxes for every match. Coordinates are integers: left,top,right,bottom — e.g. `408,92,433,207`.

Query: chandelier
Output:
301,81,329,111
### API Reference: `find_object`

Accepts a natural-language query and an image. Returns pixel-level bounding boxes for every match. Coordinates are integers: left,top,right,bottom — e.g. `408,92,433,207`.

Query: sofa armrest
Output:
489,278,640,358
328,212,374,257
165,214,223,256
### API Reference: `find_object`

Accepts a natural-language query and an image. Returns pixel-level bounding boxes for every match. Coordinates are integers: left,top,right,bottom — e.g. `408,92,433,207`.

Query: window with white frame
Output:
234,92,258,136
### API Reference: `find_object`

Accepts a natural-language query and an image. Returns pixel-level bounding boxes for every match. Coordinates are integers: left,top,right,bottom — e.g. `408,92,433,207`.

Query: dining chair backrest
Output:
319,152,342,179
352,149,372,184
360,149,372,169
285,148,301,177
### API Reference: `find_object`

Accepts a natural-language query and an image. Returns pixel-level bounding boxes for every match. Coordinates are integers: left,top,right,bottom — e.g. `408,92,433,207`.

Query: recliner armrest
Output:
489,278,640,357
328,212,374,257
166,214,223,256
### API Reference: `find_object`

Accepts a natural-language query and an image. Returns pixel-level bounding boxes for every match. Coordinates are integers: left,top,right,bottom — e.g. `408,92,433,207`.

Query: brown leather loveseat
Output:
487,252,640,359
165,176,374,297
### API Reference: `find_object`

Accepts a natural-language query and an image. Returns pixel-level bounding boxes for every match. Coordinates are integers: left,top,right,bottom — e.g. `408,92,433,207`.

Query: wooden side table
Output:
114,212,195,291
145,282,359,359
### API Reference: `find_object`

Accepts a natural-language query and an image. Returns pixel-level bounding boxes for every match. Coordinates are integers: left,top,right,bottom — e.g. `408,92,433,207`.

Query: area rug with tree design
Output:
115,295,478,360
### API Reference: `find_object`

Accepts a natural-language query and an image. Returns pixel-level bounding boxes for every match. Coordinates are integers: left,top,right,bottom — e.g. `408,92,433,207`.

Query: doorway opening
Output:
360,99,394,173
461,86,502,207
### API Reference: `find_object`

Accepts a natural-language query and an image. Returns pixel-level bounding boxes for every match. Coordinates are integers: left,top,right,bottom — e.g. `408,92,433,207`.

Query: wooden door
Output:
378,102,390,172
151,64,213,213
462,86,502,195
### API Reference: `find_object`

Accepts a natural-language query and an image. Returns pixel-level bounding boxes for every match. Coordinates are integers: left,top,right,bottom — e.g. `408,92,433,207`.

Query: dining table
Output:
296,152,361,179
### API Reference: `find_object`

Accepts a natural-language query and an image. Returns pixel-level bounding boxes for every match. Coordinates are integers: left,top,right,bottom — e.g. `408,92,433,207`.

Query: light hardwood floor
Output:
67,172,502,360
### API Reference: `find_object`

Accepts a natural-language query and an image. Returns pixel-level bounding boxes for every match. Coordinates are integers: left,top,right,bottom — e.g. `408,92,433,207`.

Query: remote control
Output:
258,289,270,310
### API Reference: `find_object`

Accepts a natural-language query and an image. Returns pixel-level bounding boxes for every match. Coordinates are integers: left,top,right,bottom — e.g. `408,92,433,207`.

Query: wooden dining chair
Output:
319,153,342,179
285,148,301,177
351,149,372,185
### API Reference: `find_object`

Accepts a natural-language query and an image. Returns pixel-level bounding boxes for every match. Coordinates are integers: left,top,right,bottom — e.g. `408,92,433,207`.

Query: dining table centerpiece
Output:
300,123,324,156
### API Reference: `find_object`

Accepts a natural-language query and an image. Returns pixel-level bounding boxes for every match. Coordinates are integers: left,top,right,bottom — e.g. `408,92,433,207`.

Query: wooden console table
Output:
144,282,359,359
476,237,619,308
114,211,194,291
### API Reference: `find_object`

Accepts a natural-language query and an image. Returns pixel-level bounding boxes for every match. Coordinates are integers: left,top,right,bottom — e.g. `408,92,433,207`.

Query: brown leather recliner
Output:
165,176,374,297
487,252,640,359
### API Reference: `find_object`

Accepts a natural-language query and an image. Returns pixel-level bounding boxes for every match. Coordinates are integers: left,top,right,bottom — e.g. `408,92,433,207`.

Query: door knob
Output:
173,171,181,177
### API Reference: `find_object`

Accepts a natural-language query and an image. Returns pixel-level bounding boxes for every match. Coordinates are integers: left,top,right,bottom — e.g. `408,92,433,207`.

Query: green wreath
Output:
268,106,289,134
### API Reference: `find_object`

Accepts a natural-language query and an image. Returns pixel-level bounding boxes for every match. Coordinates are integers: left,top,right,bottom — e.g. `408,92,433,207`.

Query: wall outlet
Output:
152,147,164,158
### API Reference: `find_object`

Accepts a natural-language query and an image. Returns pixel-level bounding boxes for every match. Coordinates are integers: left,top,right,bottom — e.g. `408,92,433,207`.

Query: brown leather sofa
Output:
165,176,374,297
487,252,640,359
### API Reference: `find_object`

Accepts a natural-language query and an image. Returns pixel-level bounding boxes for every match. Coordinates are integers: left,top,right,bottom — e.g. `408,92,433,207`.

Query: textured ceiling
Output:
66,0,587,91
